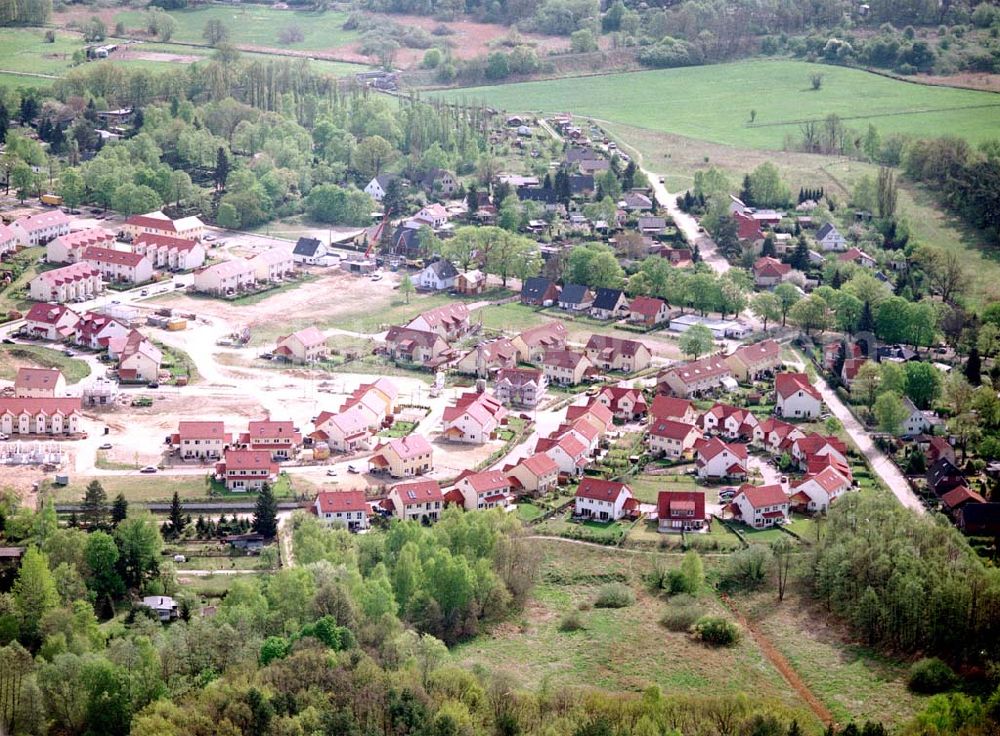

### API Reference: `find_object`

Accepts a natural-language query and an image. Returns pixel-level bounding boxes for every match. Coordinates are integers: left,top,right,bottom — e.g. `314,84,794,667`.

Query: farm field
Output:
111,6,358,53
438,60,1000,148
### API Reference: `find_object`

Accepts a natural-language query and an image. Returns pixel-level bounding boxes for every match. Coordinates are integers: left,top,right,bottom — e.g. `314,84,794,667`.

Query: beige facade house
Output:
275,327,328,364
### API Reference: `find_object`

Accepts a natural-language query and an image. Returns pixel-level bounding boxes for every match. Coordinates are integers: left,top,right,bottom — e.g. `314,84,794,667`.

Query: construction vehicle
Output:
365,209,391,260
40,194,63,206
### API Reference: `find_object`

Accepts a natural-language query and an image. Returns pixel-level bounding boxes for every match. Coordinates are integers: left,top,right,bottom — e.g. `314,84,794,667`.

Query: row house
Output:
775,372,823,419
520,277,561,307
275,326,328,364
541,349,593,386
537,432,589,476
0,224,17,256
29,262,103,303
509,324,565,362
456,338,518,377
790,433,848,473
442,392,507,444
595,386,647,422
383,326,451,368
724,340,782,382
695,437,748,481
406,302,470,341
647,418,701,459
753,257,791,288
733,484,789,528
46,227,116,264
11,211,71,246
75,312,128,351
239,419,301,460
369,434,434,477
122,211,205,242
700,403,758,440
132,233,206,271
24,303,80,341
83,247,154,285
314,490,370,531
658,354,733,398
388,480,443,523
590,288,629,320
14,368,66,398
455,469,512,511
649,395,698,425
753,417,805,455
584,335,652,373
193,259,256,295
574,478,636,522
495,367,547,408
0,397,82,436
312,407,372,453
248,248,295,282
339,378,397,428
657,490,708,533
564,401,614,440
216,449,278,492
172,421,230,460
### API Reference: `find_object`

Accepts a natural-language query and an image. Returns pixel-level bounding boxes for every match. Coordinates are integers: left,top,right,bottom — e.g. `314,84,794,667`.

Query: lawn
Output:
0,28,84,76
534,511,627,543
515,502,544,522
0,246,46,313
437,60,1000,149
111,6,359,53
48,472,315,504
625,472,698,504
0,344,92,384
451,539,821,729
477,302,551,333
0,71,53,88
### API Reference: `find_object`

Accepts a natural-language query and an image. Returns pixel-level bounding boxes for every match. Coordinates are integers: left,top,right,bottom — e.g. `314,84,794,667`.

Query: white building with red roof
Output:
456,338,519,377
695,437,748,481
507,452,559,495
406,302,470,340
0,223,17,256
314,490,370,531
584,334,651,373
595,386,647,421
122,211,205,242
388,479,443,522
275,327,328,364
649,395,698,424
11,211,71,247
724,339,782,382
0,396,82,436
838,247,876,269
700,403,758,440
172,421,230,459
132,233,206,271
541,349,594,386
442,392,506,444
83,246,153,285
247,248,294,283
215,449,278,491
29,262,103,303
74,311,129,351
733,483,789,528
538,431,589,475
841,357,868,387
574,478,635,521
753,256,791,287
789,466,851,512
311,407,372,453
46,227,116,264
240,419,301,460
648,418,701,459
194,258,256,295
14,368,66,398
24,303,80,341
628,296,669,327
564,401,614,439
369,434,434,477
109,329,162,383
495,367,547,408
775,372,823,419
455,469,512,511
753,417,805,454
657,354,733,398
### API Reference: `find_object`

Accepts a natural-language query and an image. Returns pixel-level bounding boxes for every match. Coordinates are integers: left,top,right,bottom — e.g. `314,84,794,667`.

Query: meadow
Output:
112,6,359,53
437,60,1000,149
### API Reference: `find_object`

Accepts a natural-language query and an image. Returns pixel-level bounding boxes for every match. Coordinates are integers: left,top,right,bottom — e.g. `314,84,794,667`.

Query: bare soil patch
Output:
112,48,201,63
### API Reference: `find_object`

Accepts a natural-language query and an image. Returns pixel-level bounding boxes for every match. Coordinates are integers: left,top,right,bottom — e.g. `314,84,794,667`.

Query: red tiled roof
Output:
695,436,748,461
134,232,200,251
125,214,177,231
656,490,706,520
775,372,821,401
392,479,443,505
519,321,567,347
15,367,62,391
629,296,666,318
940,486,984,509
575,477,631,503
0,397,81,416
83,246,147,268
585,334,647,357
753,256,790,278
649,395,695,421
737,483,787,508
25,303,79,325
461,469,510,494
315,490,368,514
729,339,781,366
222,449,277,473
177,421,227,441
520,452,558,477
662,355,731,386
649,418,699,441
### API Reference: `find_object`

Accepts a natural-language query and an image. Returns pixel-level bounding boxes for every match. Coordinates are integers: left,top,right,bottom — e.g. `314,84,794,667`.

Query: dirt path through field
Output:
721,593,834,727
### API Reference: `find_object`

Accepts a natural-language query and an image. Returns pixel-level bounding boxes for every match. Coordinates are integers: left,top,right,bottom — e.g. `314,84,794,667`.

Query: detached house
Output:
574,478,635,522
648,418,701,459
24,303,80,341
927,458,965,497
113,329,162,383
455,470,512,511
701,403,758,440
442,392,506,444
539,432,589,476
369,434,434,477
695,437,748,481
172,421,230,460
733,484,789,528
900,397,933,437
520,277,560,306
314,490,370,531
585,335,652,373
508,452,559,495
411,203,450,230
775,372,823,419
420,169,458,197
389,480,444,523
542,350,593,386
725,340,782,382
839,247,876,269
657,355,733,398
657,491,708,533
495,367,547,408
628,296,669,327
0,397,82,436
384,326,451,368
816,223,847,251
275,327,328,364
415,260,458,291
292,237,327,265
240,419,301,460
789,466,850,512
558,284,595,312
456,338,518,378
407,303,470,340
14,368,66,398
216,449,278,492
650,396,698,425
753,257,791,288
590,288,629,320
754,417,805,455
364,173,399,202
595,386,647,421
46,227,116,264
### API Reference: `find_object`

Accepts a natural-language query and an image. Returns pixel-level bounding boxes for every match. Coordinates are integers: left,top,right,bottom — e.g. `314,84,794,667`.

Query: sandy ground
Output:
112,49,202,64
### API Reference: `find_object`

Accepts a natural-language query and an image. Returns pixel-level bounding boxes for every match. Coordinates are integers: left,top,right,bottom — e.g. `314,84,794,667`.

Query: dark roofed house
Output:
390,227,423,259
927,458,965,497
569,174,595,196
420,168,457,197
623,191,653,211
957,503,1000,536
558,284,595,312
521,277,561,306
517,188,559,206
638,216,667,234
292,237,326,265
590,288,629,320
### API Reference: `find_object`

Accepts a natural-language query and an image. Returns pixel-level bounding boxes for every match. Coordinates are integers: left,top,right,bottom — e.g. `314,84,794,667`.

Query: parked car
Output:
203,234,216,241
147,382,159,389
347,464,361,474
326,468,338,476
140,289,148,296
99,443,112,450
140,466,157,473
62,349,74,357
2,338,15,345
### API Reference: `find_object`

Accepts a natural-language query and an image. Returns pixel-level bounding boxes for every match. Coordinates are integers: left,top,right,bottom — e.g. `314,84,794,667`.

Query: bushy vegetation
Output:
907,657,958,694
691,615,742,647
593,581,634,608
659,594,705,632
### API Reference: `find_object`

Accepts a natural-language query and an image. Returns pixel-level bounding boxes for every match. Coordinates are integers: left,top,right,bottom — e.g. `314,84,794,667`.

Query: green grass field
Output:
438,60,1000,148
0,28,83,76
112,6,359,52
0,344,92,383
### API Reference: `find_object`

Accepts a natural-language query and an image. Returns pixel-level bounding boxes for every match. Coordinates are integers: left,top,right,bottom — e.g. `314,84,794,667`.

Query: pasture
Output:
112,6,359,52
437,60,1000,149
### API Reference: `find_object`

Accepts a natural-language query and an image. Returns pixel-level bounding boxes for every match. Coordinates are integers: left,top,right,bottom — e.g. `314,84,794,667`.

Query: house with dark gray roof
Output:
293,237,326,265
558,284,595,312
816,222,847,251
521,277,560,306
590,288,629,320
415,259,459,291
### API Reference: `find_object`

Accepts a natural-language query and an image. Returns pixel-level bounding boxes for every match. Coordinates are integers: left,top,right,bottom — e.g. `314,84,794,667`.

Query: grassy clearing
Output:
626,472,699,504
439,60,1000,148
0,71,54,88
0,344,92,383
174,554,263,571
132,42,366,76
0,28,84,76
452,539,820,727
515,502,544,522
739,587,927,726
48,471,316,504
0,246,45,313
477,302,551,333
111,6,358,52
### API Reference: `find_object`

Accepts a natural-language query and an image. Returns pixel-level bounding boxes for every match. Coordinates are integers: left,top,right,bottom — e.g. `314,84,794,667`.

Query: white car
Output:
325,468,338,477
347,464,361,474
140,465,157,474
203,234,216,241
